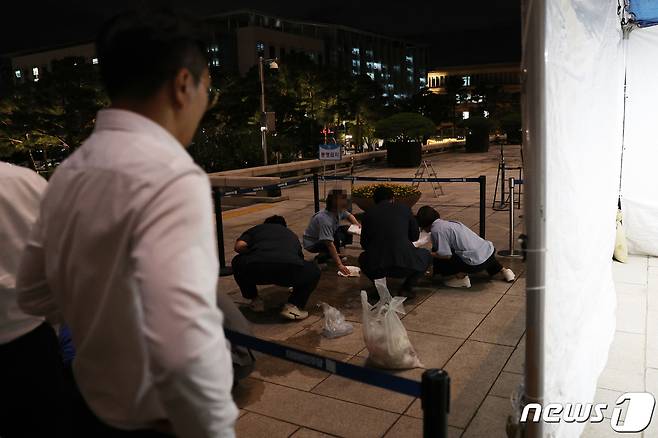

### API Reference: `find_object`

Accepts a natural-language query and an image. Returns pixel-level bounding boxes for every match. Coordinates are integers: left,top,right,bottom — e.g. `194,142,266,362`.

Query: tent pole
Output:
521,0,546,437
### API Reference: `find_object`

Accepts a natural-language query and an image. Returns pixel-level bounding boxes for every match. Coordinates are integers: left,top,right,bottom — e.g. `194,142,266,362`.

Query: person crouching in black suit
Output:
358,186,432,298
232,215,320,320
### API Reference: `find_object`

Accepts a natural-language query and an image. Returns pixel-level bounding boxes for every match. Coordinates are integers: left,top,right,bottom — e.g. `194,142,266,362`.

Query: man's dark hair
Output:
96,9,209,100
416,206,441,229
373,186,394,204
264,215,287,227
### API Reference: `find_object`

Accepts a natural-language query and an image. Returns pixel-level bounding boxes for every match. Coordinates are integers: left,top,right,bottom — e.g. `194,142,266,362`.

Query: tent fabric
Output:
627,0,658,27
620,24,658,255
542,0,623,436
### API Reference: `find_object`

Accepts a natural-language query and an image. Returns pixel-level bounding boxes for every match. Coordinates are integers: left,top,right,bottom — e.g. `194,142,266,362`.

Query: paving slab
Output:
462,396,511,438
234,378,399,438
235,412,299,438
384,416,462,438
406,340,513,429
470,295,526,347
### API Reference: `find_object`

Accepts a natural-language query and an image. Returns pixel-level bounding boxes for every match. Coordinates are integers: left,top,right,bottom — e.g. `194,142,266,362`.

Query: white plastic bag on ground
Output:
360,279,423,369
320,302,354,339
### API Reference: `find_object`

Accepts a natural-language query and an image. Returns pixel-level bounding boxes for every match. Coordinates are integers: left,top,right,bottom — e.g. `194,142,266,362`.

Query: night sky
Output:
2,0,521,66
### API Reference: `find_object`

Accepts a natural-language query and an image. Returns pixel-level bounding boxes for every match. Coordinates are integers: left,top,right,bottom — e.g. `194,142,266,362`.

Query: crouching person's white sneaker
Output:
281,303,309,320
444,275,471,288
501,268,516,282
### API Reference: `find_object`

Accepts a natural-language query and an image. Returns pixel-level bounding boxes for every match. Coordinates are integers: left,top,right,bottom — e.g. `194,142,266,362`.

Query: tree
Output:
0,58,107,170
405,88,452,126
374,112,435,143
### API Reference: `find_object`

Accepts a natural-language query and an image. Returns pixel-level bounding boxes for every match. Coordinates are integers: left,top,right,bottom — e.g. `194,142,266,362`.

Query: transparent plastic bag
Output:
360,279,423,369
320,302,354,339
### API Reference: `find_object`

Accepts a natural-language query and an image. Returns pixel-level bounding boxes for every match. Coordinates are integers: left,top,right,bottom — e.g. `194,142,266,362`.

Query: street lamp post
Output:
258,56,278,166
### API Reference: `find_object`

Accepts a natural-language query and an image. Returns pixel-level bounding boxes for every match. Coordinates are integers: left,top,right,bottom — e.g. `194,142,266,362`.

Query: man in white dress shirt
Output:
0,162,67,437
16,9,237,438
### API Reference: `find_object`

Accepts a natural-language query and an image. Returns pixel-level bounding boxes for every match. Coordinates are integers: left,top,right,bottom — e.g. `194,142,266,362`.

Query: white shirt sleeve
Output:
17,214,61,323
431,227,453,257
131,172,238,438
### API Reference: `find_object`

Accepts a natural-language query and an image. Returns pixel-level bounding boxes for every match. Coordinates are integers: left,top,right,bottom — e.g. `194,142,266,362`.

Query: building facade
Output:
427,62,521,119
1,11,428,99
8,42,97,84
206,10,428,98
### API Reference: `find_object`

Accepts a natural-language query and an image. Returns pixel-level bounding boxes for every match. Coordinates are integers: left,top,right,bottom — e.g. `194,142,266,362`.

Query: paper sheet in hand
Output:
337,265,361,277
347,224,361,236
413,231,431,248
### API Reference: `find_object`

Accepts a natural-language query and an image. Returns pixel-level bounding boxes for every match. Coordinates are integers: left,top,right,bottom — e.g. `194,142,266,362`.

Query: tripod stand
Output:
492,142,523,210
413,160,443,197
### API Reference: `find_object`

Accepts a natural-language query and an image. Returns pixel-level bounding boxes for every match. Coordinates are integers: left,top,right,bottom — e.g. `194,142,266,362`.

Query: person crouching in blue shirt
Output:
303,190,360,276
416,206,515,288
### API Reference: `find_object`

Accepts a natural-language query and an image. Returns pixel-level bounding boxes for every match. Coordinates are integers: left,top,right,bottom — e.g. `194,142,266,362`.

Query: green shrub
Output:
374,112,436,142
352,183,421,199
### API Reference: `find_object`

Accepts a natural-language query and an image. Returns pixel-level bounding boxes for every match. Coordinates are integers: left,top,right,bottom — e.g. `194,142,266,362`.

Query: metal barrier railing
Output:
213,173,488,275
225,329,450,437
498,178,524,258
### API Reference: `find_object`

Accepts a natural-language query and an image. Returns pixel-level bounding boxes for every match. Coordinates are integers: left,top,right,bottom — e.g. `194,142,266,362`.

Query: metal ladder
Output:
413,160,444,197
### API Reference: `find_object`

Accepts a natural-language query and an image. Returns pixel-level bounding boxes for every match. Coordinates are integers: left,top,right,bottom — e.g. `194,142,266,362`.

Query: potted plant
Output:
351,183,422,211
463,116,494,153
374,112,436,167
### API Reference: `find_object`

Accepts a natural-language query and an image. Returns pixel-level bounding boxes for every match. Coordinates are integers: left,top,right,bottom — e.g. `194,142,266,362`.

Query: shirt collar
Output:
93,108,186,155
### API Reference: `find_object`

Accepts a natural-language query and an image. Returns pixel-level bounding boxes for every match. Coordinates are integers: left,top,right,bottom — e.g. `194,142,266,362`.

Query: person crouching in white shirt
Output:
416,206,515,288
15,9,238,438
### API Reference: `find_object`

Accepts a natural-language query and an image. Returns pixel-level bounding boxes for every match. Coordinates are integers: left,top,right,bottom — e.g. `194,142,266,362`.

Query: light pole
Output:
258,56,278,166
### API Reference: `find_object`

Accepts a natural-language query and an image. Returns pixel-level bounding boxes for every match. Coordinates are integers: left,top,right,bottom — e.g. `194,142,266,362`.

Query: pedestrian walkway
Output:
219,146,527,437
583,255,658,438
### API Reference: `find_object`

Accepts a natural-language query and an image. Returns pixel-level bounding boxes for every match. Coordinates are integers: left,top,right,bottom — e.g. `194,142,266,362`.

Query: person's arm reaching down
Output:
345,212,360,227
131,172,238,438
324,240,351,276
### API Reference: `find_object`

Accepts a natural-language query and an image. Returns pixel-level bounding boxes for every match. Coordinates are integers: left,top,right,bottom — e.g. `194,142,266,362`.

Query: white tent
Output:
522,0,657,437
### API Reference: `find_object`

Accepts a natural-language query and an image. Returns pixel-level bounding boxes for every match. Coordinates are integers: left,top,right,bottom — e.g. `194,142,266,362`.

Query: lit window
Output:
367,72,374,80
212,57,220,67
14,70,21,79
462,75,471,86
462,111,470,120
352,47,360,56
484,110,490,118
92,57,99,65
32,67,39,76
256,41,265,54
406,55,413,63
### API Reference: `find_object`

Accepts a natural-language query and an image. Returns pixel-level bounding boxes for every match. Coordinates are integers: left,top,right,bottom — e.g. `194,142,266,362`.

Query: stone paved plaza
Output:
218,145,527,438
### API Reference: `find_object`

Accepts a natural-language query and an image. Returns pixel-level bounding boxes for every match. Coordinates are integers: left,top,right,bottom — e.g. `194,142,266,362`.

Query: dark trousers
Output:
305,225,353,261
359,249,431,291
433,251,503,277
0,322,68,438
64,365,173,438
232,256,321,309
